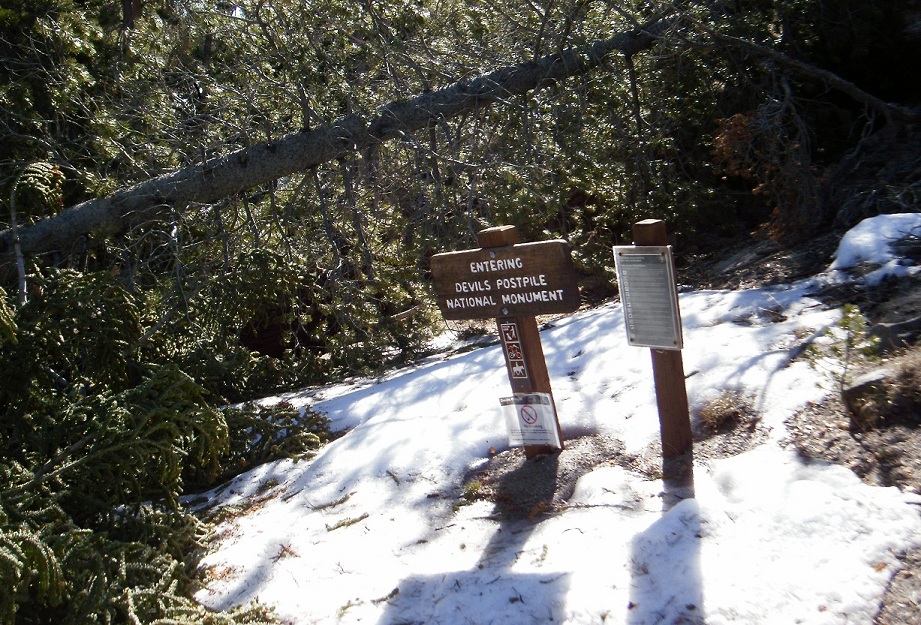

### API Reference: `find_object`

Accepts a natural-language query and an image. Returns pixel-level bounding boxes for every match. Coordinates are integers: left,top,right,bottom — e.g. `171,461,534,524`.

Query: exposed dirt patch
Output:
783,348,921,495
693,394,773,464
461,435,628,519
779,345,921,625
682,232,841,291
876,546,921,625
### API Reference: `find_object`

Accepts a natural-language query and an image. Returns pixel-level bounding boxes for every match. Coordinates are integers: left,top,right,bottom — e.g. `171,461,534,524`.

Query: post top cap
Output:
477,225,520,247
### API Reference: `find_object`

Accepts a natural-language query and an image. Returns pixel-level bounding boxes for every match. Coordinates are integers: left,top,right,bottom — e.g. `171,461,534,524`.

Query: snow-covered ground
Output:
192,213,921,625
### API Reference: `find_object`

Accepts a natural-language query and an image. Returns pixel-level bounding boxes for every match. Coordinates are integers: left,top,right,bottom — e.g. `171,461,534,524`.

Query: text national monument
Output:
429,226,580,457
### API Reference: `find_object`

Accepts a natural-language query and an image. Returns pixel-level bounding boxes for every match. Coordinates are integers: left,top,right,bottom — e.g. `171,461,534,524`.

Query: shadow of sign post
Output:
375,452,573,625
430,225,580,458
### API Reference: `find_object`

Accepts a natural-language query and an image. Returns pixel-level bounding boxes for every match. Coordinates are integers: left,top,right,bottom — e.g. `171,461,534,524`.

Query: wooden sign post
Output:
430,226,580,458
614,219,694,499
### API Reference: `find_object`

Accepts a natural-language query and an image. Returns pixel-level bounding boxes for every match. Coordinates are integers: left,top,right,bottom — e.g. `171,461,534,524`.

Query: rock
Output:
842,368,893,431
711,240,781,275
869,315,921,353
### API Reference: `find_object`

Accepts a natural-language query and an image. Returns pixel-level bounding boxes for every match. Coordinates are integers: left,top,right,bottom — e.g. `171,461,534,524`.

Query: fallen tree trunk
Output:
0,19,672,273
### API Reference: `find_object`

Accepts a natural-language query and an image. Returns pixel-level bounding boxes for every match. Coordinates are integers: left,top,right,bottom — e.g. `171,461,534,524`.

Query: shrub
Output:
695,391,759,436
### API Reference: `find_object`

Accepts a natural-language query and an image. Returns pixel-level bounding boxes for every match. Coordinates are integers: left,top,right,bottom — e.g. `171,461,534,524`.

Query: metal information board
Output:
613,245,683,350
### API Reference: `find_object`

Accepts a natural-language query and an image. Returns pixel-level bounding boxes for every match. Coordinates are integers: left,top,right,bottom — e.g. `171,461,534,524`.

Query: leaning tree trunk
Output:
0,19,672,276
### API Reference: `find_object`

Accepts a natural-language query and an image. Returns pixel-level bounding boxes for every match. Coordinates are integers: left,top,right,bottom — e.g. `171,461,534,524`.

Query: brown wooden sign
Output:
430,240,580,320
430,226,569,457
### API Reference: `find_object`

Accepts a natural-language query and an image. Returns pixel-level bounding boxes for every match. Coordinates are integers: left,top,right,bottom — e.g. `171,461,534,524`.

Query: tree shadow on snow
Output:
375,452,572,625
627,497,705,625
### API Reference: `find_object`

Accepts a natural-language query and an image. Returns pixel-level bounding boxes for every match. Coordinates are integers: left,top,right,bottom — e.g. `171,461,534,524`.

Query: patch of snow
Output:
829,212,921,284
192,214,921,625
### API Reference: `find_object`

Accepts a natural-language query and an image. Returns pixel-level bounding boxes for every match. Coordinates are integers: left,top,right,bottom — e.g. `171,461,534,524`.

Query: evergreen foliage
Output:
213,401,330,486
0,287,15,345
1,0,919,620
0,270,327,623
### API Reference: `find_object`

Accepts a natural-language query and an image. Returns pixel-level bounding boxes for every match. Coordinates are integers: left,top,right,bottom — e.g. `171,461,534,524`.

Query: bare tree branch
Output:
700,27,921,125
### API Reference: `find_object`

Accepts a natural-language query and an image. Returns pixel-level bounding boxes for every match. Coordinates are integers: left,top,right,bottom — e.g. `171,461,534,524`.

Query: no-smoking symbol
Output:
519,405,539,425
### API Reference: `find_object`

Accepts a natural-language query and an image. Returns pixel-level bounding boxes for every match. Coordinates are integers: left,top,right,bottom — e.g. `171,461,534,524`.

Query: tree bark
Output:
0,19,672,274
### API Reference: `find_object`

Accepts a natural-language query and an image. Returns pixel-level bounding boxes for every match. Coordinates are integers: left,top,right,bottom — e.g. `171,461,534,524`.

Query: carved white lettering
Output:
500,290,565,305
469,257,524,273
454,280,492,293
445,295,498,309
494,274,548,290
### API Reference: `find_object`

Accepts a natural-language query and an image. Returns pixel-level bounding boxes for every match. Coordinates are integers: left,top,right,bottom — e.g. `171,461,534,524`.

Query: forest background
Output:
1,0,920,622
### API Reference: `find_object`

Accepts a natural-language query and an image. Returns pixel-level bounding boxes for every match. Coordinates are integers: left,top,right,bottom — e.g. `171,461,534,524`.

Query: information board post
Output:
477,227,564,458
630,219,694,498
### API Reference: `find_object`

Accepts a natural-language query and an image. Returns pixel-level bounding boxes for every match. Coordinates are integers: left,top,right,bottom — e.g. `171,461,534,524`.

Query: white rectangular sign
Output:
499,393,562,448
613,245,683,350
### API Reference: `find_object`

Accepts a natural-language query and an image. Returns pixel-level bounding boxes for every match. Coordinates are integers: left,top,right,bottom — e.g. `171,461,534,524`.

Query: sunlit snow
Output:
192,213,921,625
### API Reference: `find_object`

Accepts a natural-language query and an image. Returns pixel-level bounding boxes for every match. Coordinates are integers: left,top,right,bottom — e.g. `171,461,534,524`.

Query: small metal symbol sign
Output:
499,322,528,379
499,393,561,447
